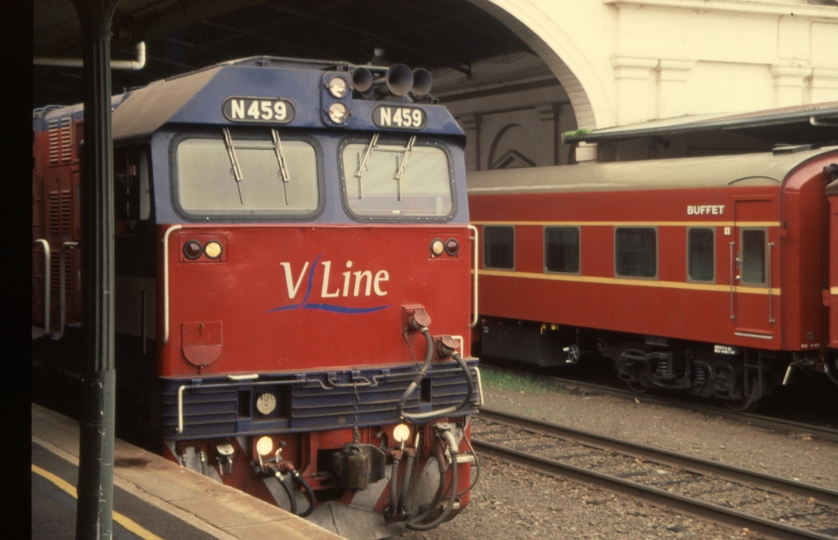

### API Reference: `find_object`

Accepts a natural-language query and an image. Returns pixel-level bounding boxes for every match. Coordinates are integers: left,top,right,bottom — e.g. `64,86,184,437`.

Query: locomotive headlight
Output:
393,423,410,443
256,436,274,456
430,238,445,257
204,240,223,260
327,76,349,98
328,101,349,124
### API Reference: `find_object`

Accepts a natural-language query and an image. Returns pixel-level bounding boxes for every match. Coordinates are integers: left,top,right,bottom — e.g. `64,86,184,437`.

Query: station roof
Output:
562,102,838,147
33,0,531,108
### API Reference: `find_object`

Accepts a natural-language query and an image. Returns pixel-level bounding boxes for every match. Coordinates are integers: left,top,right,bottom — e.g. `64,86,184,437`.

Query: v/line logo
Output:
269,255,390,314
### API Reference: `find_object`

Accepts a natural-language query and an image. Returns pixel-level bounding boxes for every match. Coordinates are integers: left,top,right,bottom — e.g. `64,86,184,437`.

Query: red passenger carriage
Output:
32,57,480,539
469,147,838,409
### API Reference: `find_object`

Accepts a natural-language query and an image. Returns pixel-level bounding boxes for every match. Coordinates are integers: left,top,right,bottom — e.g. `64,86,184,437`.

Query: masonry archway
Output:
469,0,611,130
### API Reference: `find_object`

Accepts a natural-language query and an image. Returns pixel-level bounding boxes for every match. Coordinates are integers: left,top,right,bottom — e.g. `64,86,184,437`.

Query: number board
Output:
373,106,427,130
222,97,295,124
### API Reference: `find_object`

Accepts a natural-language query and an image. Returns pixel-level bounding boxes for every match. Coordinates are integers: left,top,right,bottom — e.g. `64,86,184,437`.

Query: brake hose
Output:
397,449,415,513
406,430,460,530
274,472,298,515
397,329,476,423
286,467,316,518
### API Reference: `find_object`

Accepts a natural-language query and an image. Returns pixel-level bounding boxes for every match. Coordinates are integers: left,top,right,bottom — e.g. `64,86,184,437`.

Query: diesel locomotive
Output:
468,146,838,410
32,57,481,539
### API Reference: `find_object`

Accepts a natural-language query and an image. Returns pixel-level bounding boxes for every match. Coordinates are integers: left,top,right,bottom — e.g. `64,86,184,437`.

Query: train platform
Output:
31,404,345,540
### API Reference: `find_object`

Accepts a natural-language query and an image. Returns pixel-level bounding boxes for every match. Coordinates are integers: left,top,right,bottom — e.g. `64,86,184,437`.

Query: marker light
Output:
327,76,349,99
445,238,459,256
393,423,411,443
430,238,444,257
183,240,202,260
204,240,223,259
256,436,274,456
328,102,349,124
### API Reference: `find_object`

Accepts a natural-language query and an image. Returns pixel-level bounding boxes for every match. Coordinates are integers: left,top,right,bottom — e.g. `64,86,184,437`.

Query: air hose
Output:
389,451,401,516
274,472,298,515
397,449,415,513
397,328,476,423
405,430,460,530
289,468,317,518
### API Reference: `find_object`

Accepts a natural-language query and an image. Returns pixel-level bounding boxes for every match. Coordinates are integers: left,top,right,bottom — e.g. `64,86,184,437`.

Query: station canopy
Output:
33,0,532,108
562,101,838,147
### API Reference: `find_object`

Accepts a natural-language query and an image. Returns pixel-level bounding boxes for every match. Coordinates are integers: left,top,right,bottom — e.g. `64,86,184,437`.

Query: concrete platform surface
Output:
32,403,345,540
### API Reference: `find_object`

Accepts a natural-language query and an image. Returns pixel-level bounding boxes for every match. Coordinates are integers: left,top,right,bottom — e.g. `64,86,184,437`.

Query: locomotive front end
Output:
134,59,479,539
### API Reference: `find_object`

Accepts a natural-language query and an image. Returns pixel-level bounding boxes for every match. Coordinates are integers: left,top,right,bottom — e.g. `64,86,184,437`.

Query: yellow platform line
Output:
31,464,163,540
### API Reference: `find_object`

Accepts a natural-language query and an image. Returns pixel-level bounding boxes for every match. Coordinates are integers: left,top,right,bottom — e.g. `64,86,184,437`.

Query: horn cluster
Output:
350,64,433,99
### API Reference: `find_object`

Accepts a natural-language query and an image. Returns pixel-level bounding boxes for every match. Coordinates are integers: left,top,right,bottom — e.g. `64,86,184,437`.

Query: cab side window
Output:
114,147,151,224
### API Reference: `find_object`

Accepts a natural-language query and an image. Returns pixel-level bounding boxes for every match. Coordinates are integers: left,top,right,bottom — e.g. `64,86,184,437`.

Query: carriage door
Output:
732,199,775,340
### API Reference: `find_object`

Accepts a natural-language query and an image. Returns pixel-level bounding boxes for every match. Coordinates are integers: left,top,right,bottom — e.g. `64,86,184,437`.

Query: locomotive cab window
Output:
171,129,322,221
740,228,767,285
114,147,151,224
615,227,657,278
484,226,514,270
544,227,580,274
339,134,454,221
687,228,715,282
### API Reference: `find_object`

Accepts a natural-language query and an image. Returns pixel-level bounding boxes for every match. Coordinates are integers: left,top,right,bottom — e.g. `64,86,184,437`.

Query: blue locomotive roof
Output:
105,56,464,143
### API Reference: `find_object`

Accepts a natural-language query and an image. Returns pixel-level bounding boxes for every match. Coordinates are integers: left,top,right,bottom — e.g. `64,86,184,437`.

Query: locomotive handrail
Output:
59,242,78,338
729,241,736,320
162,225,182,344
33,239,51,336
468,225,479,328
767,242,775,324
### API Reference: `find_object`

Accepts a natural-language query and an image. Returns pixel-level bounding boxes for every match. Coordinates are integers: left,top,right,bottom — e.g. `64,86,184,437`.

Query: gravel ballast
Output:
400,381,838,539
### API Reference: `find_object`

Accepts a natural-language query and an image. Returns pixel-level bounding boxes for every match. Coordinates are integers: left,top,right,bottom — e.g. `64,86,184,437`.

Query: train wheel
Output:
724,376,758,412
625,380,648,394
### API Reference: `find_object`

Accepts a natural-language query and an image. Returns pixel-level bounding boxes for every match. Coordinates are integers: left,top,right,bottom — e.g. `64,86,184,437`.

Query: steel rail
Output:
472,438,836,540
479,407,838,508
480,365,838,443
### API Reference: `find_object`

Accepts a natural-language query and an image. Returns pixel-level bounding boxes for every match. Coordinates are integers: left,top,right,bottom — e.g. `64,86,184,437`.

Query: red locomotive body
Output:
469,147,838,408
33,58,480,539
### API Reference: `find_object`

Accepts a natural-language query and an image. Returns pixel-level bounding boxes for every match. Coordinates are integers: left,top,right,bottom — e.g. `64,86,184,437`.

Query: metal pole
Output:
72,1,121,538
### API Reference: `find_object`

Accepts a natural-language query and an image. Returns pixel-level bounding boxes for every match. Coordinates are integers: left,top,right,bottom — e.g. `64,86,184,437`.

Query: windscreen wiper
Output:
354,133,379,199
222,127,244,204
393,135,416,201
271,129,291,205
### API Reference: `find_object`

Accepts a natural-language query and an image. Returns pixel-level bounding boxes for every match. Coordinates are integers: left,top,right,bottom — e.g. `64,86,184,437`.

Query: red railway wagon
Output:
468,146,838,410
828,167,838,384
32,57,481,539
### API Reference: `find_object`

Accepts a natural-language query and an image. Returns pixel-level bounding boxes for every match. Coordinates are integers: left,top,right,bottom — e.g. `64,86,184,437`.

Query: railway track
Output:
480,364,838,443
472,408,838,540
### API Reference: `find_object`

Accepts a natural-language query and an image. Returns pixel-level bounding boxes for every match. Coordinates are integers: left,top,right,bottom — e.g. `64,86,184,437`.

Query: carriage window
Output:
687,228,714,282
740,229,766,285
173,129,320,220
615,227,657,278
340,135,454,220
545,227,579,274
484,226,514,269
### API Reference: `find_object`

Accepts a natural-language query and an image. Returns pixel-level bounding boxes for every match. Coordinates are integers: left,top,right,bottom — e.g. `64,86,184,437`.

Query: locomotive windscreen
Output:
172,128,321,219
340,135,453,219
